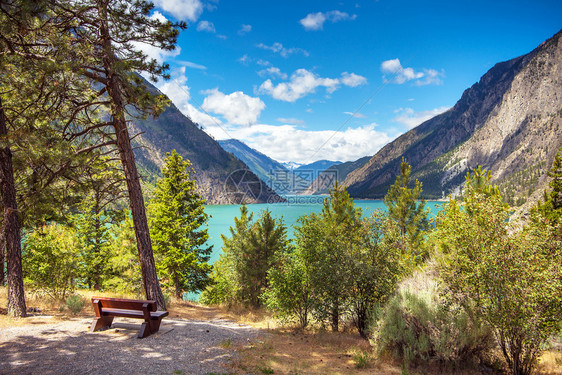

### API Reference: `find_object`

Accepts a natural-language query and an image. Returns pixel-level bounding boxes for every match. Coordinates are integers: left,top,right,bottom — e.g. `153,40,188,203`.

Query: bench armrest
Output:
142,302,151,321
92,299,102,317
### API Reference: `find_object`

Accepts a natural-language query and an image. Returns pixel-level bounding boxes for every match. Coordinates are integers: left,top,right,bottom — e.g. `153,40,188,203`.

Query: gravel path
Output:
0,316,262,375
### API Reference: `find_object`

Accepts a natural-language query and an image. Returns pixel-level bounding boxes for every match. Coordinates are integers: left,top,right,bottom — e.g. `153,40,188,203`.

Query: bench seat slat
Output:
101,308,169,319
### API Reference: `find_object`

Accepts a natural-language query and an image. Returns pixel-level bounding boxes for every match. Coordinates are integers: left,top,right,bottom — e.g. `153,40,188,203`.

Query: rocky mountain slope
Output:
343,30,562,206
218,139,295,194
301,156,371,195
128,84,282,205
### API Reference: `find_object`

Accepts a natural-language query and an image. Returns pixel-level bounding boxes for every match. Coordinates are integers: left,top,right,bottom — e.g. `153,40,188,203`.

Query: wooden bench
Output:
90,297,168,339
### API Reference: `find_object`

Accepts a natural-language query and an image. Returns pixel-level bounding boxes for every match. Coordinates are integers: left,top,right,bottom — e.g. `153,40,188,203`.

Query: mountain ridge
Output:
341,29,562,206
128,82,283,205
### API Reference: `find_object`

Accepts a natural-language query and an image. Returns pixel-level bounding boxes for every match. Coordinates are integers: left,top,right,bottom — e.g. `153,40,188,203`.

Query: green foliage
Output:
271,184,403,336
376,270,493,368
263,250,312,328
201,205,289,307
295,183,363,331
65,294,86,315
241,209,289,307
22,223,79,300
200,205,253,305
149,150,212,299
353,351,371,368
384,158,430,258
72,166,126,290
436,166,562,375
532,150,562,223
104,217,143,296
349,211,403,338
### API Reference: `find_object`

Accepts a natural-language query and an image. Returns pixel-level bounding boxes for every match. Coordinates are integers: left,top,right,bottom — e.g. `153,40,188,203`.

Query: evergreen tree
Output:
532,150,562,223
200,204,253,305
34,0,188,310
201,205,289,307
384,157,429,254
242,209,289,307
149,150,212,299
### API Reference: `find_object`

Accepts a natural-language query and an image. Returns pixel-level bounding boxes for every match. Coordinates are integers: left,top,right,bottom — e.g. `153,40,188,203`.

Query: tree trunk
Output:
0,97,26,317
0,227,5,286
97,1,165,310
174,270,181,300
331,303,339,332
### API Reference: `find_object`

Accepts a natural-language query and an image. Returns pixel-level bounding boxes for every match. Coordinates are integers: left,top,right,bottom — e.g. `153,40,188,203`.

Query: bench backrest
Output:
92,297,157,312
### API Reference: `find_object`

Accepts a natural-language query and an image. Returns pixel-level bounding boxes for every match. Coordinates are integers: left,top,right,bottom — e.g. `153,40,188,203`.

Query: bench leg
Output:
137,318,164,339
138,321,151,338
150,318,163,334
91,316,114,332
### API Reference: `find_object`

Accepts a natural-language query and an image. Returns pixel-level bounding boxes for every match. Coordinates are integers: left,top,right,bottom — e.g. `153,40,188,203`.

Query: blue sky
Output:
143,0,562,164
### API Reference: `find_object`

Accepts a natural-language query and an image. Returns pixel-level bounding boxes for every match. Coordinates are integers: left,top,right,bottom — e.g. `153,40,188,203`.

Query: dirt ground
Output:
1,289,562,375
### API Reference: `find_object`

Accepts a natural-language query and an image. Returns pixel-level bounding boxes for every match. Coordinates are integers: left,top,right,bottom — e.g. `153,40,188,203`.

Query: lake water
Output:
204,196,444,263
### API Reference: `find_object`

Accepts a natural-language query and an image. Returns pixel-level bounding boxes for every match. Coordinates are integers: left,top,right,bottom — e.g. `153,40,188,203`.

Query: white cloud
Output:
258,69,366,102
197,20,215,33
258,69,339,102
344,111,366,118
300,10,357,31
238,54,250,65
393,106,450,129
256,42,309,58
177,60,207,70
207,123,390,164
152,0,204,22
238,24,252,35
150,11,168,23
201,89,265,126
258,67,288,80
340,72,367,87
381,58,444,85
154,67,222,129
277,118,305,125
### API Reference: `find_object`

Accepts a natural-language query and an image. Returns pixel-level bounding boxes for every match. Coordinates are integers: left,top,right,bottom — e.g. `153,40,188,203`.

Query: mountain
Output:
128,84,283,205
218,139,319,195
218,139,292,194
295,160,342,173
291,160,343,189
282,161,303,170
301,156,371,195
342,30,562,208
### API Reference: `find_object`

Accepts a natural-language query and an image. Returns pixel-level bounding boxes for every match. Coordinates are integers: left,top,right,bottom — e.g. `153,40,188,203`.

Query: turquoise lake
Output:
204,196,444,263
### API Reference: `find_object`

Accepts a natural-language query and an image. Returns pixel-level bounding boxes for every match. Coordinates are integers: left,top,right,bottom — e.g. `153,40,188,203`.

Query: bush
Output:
376,269,493,369
65,294,86,315
23,223,79,300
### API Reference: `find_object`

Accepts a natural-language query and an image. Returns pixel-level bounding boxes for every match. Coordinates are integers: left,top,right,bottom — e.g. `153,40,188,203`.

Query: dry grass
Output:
229,329,400,375
2,286,562,374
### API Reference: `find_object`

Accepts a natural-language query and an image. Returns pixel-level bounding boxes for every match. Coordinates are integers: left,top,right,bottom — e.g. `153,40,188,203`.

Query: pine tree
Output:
532,150,562,224
44,0,187,309
296,182,363,331
242,209,289,307
384,157,429,252
149,150,212,299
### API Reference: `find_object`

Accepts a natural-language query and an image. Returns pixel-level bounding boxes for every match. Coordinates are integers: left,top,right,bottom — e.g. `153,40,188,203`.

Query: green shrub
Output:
353,350,371,368
375,268,493,368
65,294,86,315
23,223,79,300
